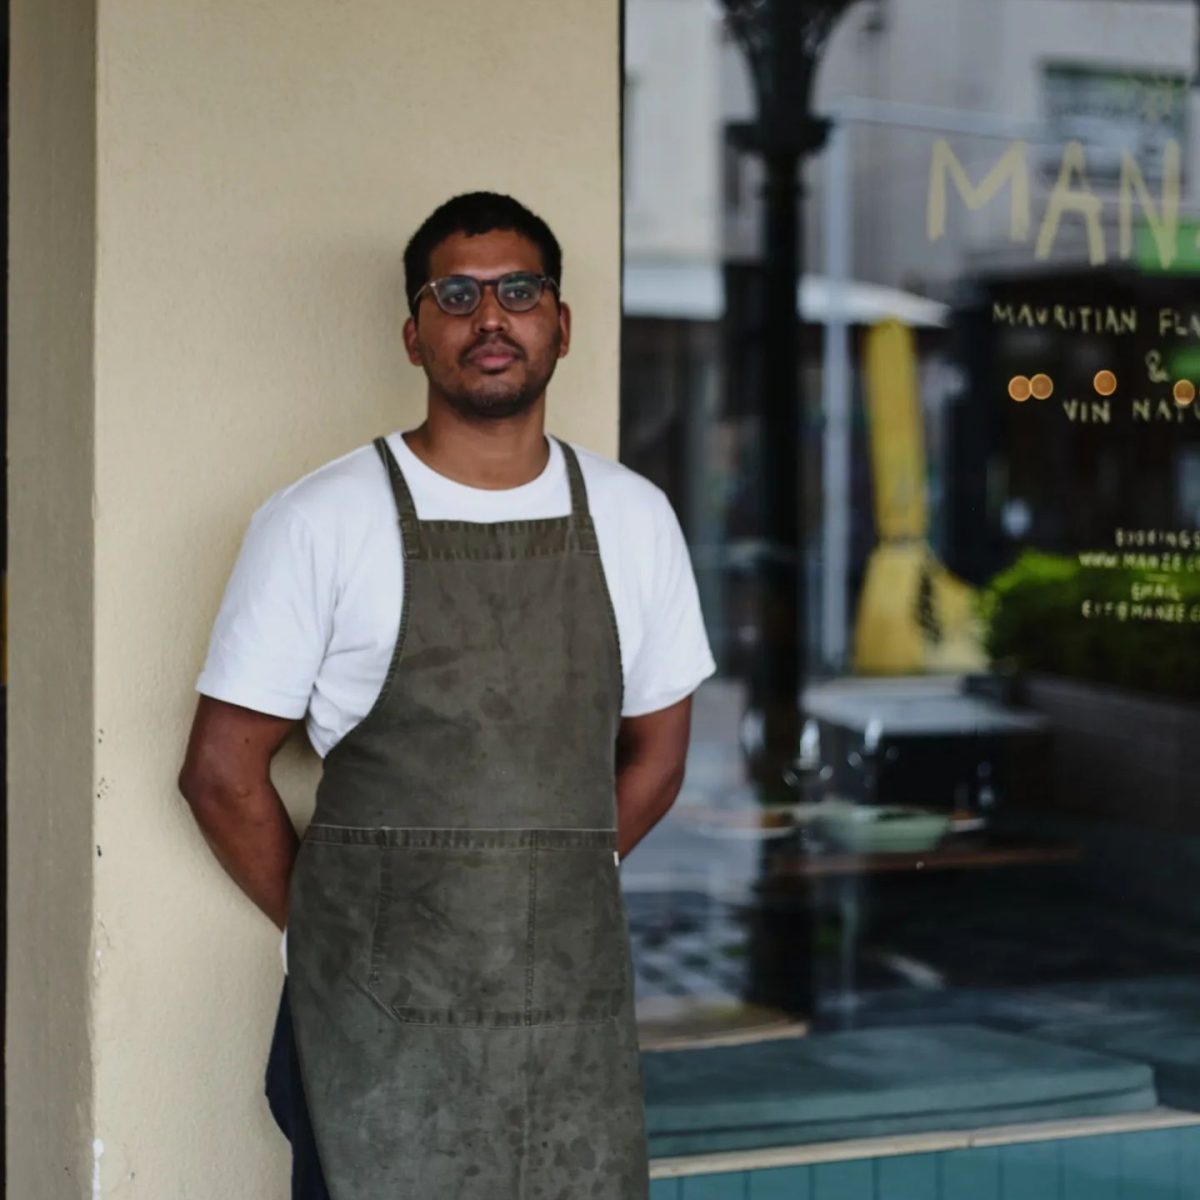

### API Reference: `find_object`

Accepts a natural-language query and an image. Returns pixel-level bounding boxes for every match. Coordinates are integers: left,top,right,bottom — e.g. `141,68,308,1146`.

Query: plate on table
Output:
811,798,951,854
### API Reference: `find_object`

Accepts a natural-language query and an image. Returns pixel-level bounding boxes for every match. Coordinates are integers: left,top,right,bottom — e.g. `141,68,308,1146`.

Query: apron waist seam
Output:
303,823,618,849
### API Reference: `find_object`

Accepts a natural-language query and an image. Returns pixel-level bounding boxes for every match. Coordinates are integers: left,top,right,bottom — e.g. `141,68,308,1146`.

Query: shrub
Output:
978,549,1200,701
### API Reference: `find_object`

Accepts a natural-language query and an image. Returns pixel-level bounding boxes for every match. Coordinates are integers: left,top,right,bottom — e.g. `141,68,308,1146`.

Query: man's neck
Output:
402,410,550,490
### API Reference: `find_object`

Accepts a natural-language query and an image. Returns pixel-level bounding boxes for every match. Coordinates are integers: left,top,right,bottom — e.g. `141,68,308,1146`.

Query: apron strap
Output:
553,436,593,524
373,436,422,560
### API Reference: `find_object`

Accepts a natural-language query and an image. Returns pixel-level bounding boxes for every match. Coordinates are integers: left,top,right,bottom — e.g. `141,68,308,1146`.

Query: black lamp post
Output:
721,0,855,1020
721,0,854,799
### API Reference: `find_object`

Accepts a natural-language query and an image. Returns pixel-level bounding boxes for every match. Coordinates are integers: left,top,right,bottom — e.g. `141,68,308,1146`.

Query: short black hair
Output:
403,191,563,315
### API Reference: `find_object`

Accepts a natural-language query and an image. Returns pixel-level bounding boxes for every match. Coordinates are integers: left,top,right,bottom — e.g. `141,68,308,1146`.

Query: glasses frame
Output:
411,271,560,317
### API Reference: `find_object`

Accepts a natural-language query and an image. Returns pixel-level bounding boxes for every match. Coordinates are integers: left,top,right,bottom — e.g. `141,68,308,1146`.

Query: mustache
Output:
462,335,524,362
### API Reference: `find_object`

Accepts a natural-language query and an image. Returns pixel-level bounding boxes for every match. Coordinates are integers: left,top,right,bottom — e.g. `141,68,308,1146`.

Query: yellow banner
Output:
865,319,928,540
853,319,985,673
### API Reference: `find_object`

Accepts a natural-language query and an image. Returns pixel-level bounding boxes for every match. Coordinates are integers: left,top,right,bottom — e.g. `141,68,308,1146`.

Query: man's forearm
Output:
615,754,686,861
181,779,299,931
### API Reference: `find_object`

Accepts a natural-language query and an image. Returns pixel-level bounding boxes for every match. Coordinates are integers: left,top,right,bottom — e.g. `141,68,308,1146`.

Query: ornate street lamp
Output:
720,0,855,798
718,0,857,1022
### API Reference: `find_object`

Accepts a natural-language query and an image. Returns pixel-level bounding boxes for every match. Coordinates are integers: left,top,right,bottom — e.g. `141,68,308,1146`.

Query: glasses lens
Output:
431,276,480,315
497,273,544,312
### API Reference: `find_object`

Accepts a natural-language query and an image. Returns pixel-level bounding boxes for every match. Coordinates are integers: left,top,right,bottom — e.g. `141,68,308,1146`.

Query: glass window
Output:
624,0,1200,1165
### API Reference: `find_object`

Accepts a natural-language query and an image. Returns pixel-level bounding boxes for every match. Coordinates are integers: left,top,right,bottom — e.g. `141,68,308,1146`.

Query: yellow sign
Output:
852,320,986,674
928,137,1182,271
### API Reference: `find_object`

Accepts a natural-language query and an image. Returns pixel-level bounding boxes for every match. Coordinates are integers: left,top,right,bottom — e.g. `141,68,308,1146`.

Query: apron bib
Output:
284,435,649,1199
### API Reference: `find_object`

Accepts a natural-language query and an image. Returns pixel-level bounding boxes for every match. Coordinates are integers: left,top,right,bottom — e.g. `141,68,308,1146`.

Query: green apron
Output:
286,434,650,1198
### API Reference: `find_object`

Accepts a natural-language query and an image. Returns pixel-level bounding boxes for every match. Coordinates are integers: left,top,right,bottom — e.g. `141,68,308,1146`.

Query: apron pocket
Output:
365,844,532,1027
528,843,628,1024
361,833,629,1027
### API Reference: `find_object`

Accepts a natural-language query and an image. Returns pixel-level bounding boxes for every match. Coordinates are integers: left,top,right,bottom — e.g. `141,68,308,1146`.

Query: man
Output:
178,191,715,1199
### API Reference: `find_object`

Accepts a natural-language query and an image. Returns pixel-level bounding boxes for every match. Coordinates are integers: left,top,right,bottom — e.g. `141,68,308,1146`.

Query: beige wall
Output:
8,0,98,1195
9,1,621,1195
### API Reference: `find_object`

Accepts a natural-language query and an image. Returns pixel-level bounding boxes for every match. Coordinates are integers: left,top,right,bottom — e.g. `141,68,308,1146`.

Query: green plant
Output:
977,548,1200,701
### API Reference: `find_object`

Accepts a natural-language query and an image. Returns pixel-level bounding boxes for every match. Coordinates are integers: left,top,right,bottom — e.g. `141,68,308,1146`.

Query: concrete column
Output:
9,2,621,1195
8,0,98,1195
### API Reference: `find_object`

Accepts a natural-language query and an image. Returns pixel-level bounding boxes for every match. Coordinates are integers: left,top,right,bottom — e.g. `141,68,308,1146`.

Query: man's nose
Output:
472,284,510,331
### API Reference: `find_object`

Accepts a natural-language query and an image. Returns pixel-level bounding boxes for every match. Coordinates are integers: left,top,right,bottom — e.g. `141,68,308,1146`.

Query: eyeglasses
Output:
411,271,559,317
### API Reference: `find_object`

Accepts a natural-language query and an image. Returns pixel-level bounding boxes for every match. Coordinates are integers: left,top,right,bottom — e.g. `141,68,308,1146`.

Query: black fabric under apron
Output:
265,981,332,1200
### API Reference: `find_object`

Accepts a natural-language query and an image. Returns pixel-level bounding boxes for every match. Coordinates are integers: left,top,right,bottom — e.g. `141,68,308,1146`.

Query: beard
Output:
427,331,562,422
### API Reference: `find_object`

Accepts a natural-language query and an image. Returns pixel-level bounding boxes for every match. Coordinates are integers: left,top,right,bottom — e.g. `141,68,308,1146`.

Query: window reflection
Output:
624,0,1200,1162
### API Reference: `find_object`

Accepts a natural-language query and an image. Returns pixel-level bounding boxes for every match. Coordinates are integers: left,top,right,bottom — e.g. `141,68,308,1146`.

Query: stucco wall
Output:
8,0,98,1196
9,1,621,1195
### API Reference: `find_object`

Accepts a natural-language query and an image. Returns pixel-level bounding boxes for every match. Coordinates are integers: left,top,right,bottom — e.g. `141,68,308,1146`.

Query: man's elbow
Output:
177,758,218,816
660,755,688,807
176,748,242,818
177,761,210,809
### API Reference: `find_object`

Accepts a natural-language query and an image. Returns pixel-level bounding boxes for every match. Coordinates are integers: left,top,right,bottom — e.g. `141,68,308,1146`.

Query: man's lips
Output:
466,342,521,369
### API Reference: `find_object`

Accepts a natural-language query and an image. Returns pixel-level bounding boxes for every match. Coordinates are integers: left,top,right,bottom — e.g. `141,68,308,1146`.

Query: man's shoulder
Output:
255,438,388,535
565,439,669,518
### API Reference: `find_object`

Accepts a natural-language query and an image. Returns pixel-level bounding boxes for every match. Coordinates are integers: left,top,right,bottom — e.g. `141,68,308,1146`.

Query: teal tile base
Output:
650,1124,1200,1199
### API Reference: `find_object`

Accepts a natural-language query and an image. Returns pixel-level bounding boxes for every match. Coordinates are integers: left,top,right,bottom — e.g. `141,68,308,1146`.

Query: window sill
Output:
648,1107,1200,1179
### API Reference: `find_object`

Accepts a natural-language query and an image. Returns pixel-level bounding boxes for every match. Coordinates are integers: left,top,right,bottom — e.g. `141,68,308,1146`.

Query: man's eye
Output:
439,283,476,308
501,278,537,302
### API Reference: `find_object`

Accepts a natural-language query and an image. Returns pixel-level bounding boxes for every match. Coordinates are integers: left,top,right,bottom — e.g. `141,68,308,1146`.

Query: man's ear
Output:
402,315,423,366
557,300,571,358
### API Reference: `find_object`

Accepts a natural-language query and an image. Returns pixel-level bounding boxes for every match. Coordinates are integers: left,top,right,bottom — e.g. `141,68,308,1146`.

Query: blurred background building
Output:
625,3,1200,1190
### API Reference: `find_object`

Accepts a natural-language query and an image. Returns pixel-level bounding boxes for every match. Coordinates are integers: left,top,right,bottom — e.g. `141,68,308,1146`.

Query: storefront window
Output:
624,0,1200,1161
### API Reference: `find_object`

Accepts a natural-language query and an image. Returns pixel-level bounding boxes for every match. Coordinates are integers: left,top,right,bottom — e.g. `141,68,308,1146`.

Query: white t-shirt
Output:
197,430,717,757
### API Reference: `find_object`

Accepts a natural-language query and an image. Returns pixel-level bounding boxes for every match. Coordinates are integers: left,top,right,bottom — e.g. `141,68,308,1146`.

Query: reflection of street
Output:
625,677,1200,1042
624,678,792,1035
618,0,1200,1169
625,678,766,898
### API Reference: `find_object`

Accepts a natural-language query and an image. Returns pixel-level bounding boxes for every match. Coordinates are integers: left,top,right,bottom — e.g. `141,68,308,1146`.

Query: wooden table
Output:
761,834,1083,885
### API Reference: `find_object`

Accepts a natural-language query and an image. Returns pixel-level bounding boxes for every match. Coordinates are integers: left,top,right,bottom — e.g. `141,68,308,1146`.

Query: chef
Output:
178,190,716,1198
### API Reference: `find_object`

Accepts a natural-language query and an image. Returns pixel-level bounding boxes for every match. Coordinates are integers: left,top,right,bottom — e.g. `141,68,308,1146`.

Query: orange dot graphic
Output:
1093,370,1117,397
1030,373,1054,400
1174,380,1196,406
1008,375,1032,402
